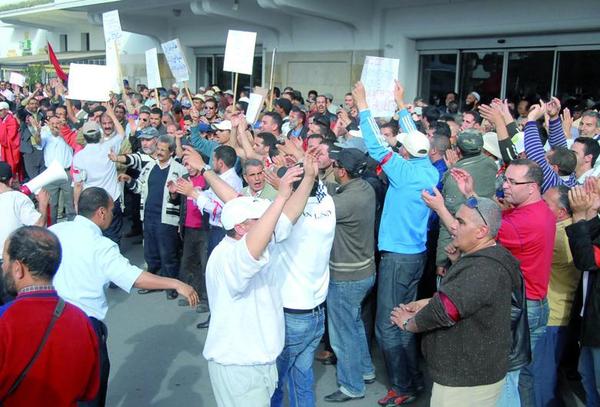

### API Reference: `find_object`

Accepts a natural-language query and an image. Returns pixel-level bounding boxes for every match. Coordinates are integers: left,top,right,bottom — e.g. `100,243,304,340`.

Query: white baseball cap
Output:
211,120,232,131
0,101,9,110
396,131,430,158
221,197,272,230
482,132,501,159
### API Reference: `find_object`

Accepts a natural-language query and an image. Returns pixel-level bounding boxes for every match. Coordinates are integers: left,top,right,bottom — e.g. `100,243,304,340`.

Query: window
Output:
196,54,263,94
555,50,600,102
505,51,553,103
59,34,68,52
418,54,457,105
81,33,90,51
459,52,503,108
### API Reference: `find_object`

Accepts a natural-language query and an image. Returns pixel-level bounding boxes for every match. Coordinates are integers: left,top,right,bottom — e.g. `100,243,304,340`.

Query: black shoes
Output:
196,314,211,329
324,390,364,403
166,290,178,300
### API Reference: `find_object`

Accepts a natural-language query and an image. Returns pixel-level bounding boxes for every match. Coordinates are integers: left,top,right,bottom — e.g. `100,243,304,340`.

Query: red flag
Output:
47,42,68,82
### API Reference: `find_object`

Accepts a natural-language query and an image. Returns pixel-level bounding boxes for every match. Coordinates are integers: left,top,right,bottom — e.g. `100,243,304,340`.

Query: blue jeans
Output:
375,251,426,395
532,326,568,407
579,346,600,407
271,308,325,407
497,370,521,407
327,275,376,397
143,216,180,278
518,299,549,407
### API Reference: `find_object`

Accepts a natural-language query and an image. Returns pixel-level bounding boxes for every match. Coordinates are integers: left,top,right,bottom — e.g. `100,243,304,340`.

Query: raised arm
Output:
546,97,568,148
524,103,559,192
282,153,318,224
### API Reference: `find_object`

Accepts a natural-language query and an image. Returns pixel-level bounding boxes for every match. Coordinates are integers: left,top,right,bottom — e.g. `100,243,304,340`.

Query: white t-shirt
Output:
72,135,123,201
0,191,41,247
272,193,336,309
203,215,293,365
51,216,142,320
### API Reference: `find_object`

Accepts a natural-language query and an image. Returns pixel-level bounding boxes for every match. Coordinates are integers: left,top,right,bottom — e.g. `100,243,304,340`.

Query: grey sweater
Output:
328,178,376,281
414,245,521,387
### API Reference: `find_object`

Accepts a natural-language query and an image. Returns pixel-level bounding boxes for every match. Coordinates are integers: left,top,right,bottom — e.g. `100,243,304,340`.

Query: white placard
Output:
360,56,399,118
145,48,162,89
9,72,25,87
65,64,111,102
223,30,257,75
161,39,190,83
245,93,264,124
102,10,123,44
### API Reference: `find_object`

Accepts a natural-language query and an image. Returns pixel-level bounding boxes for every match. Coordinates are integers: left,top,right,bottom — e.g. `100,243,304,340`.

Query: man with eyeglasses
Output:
450,160,556,407
201,99,219,124
403,194,521,407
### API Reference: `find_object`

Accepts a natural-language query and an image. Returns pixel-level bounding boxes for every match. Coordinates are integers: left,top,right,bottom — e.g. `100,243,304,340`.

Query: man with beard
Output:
0,226,100,406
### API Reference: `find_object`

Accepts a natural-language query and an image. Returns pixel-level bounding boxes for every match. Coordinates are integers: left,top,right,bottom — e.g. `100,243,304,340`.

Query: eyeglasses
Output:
500,174,535,186
465,196,488,226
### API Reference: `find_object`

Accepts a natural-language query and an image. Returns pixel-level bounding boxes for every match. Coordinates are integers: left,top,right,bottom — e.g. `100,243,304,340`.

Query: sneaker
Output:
378,390,399,406
392,394,416,405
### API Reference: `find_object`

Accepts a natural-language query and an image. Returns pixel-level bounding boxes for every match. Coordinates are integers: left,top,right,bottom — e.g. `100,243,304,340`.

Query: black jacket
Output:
566,217,600,347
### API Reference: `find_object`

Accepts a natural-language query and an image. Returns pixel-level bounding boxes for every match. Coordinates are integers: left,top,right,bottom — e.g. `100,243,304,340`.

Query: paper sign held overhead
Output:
102,10,123,44
360,56,399,118
245,87,268,124
161,39,190,83
223,30,257,75
9,72,26,87
145,48,162,89
65,64,111,102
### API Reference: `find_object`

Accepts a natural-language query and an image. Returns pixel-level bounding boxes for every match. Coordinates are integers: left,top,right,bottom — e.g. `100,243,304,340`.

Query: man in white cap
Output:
465,91,481,112
201,162,309,407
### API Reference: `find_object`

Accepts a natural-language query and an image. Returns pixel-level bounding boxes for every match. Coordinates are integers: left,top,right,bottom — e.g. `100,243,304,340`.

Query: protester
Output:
50,187,198,407
0,226,100,406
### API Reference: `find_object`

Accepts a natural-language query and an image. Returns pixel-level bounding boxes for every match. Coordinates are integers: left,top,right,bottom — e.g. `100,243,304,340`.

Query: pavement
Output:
104,234,584,407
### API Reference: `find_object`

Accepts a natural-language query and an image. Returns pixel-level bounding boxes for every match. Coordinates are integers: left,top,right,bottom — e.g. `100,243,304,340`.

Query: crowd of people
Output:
1,73,600,407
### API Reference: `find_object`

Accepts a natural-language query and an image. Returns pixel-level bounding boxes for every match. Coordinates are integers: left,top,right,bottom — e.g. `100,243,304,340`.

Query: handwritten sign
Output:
65,64,111,102
360,56,399,118
145,48,162,89
9,72,25,87
223,30,257,75
102,10,123,44
161,39,190,83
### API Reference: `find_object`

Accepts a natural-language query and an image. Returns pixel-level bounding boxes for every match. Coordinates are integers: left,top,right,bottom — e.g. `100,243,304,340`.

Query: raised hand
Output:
450,168,475,197
561,107,573,138
278,165,304,199
175,177,195,197
527,101,546,122
181,145,206,171
352,81,368,110
303,150,319,180
421,186,445,212
444,148,460,168
393,80,405,109
569,185,593,221
546,97,561,120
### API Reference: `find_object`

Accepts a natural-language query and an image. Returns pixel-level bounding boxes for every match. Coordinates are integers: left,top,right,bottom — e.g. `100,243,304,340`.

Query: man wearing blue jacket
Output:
353,81,438,406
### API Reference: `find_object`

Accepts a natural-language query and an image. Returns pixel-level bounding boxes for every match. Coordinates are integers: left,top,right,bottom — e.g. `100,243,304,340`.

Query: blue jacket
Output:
359,109,439,254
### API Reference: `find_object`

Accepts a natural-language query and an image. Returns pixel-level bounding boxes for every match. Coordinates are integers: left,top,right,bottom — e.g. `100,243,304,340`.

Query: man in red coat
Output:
0,102,21,181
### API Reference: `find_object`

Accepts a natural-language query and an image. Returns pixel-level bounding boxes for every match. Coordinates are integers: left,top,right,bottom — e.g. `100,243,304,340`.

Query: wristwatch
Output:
402,318,411,331
200,164,212,176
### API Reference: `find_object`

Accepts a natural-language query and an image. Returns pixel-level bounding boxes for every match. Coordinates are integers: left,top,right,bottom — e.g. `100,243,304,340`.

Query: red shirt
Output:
0,290,100,406
185,174,207,228
497,200,556,300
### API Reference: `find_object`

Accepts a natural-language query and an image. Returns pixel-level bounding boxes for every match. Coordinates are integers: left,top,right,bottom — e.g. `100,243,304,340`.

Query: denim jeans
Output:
579,346,600,407
532,326,568,407
518,299,549,407
375,251,426,395
496,370,521,407
271,308,325,407
327,275,376,397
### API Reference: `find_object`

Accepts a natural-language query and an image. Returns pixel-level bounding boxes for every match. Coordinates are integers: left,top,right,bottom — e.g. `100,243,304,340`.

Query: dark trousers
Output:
143,216,180,277
208,226,226,257
79,318,109,407
125,189,142,233
180,227,208,299
102,198,123,246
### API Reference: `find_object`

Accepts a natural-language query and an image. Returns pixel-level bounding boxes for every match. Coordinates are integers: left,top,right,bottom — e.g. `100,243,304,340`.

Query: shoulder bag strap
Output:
0,298,65,403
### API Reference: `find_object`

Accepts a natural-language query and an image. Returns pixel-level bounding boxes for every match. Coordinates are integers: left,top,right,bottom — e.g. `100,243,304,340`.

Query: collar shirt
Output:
272,190,336,309
203,215,293,365
51,216,142,320
72,135,124,201
40,126,73,168
0,191,41,248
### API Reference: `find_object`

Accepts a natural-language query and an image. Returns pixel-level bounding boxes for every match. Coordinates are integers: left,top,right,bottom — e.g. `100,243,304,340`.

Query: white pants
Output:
430,378,505,407
208,360,278,407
